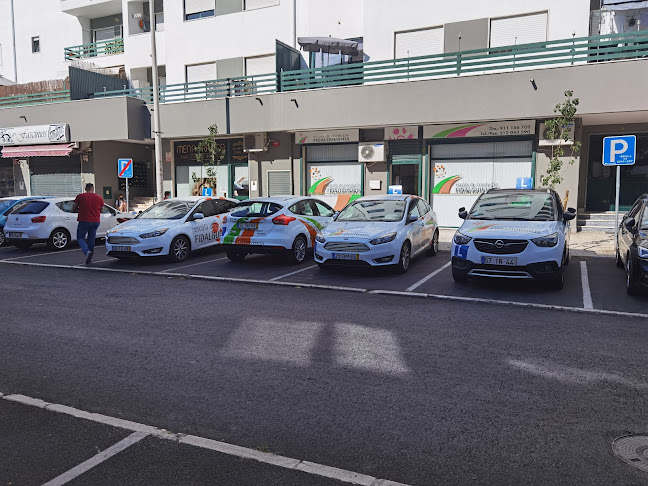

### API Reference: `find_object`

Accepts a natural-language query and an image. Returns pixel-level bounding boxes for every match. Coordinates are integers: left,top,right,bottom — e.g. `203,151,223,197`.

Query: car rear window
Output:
231,202,282,218
15,201,49,214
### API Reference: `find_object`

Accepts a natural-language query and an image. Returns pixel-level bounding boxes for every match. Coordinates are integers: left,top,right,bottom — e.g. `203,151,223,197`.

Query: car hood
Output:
459,219,560,239
321,221,400,240
110,218,182,234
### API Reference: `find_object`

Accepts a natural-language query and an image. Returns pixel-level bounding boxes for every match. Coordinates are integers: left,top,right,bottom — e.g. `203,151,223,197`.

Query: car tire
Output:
226,248,246,262
317,263,330,271
548,264,565,291
395,241,411,274
626,256,641,296
452,266,467,283
426,229,439,256
563,247,570,266
13,241,33,249
616,248,624,268
47,228,71,251
288,235,307,265
0,229,4,246
168,235,190,263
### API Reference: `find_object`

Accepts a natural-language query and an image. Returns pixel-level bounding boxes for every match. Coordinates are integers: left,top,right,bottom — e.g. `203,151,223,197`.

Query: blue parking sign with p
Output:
603,135,636,166
118,158,133,178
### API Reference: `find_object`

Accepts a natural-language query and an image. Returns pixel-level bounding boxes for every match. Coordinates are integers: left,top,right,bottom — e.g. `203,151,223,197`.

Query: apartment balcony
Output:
64,39,125,61
60,0,122,17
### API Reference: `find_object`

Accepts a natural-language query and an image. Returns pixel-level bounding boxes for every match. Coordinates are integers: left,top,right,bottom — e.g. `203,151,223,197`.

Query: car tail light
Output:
223,216,227,224
117,217,130,223
31,216,46,223
272,214,296,225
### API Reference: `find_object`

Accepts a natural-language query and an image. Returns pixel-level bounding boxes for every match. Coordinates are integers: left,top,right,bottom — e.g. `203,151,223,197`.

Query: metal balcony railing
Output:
92,72,278,103
64,38,124,60
0,90,70,108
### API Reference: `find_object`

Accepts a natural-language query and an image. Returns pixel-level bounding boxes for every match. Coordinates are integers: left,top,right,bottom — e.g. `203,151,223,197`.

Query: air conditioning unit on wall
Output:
243,133,268,152
358,142,387,162
539,122,575,146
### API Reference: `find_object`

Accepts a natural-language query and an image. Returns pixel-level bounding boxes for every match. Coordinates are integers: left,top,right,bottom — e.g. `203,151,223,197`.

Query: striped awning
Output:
1,143,74,158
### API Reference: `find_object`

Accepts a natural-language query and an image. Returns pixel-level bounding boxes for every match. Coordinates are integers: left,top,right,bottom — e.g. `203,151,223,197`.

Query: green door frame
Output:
387,155,423,195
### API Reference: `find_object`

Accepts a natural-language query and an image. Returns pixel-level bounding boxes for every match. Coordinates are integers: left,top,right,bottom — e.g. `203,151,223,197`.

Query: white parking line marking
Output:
160,256,227,273
580,261,594,309
269,264,318,281
41,431,148,486
1,247,82,261
2,393,409,486
405,262,451,292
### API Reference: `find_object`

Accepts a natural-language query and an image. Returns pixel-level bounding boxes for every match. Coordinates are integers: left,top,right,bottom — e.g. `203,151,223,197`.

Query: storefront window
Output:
0,161,15,197
306,144,361,211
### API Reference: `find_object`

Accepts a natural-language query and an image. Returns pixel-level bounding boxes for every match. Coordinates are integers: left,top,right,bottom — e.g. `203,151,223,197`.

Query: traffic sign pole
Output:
615,165,620,248
126,177,129,213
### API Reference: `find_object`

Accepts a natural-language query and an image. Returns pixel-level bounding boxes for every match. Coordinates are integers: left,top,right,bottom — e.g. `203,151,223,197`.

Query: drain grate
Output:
613,435,648,473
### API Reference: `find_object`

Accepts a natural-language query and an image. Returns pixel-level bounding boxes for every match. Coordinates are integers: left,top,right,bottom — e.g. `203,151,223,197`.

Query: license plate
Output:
113,245,131,252
332,253,359,260
7,232,22,237
239,222,258,230
482,256,517,266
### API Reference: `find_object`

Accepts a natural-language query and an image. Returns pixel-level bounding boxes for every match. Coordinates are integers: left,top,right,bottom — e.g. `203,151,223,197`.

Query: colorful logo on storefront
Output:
432,175,462,194
308,177,333,195
390,127,415,140
432,124,486,138
466,223,497,232
298,136,309,144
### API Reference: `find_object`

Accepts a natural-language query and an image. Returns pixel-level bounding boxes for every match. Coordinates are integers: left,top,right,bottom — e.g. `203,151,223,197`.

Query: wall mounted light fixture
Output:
530,79,537,91
291,99,299,108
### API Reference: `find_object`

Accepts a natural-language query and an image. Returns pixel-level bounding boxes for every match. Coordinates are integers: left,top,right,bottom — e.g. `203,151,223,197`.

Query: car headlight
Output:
140,228,169,239
531,232,559,247
370,232,397,245
315,234,326,244
639,245,648,260
453,232,472,245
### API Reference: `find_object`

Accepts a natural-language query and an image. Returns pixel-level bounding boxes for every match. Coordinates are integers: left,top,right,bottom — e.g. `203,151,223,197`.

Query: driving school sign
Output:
0,123,70,146
423,120,535,139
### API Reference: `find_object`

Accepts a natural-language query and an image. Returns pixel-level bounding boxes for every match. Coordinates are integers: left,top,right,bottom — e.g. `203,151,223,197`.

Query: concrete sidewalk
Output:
438,228,615,257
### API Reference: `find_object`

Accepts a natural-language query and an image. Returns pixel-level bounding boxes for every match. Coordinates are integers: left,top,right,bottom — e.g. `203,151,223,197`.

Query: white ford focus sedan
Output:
105,196,237,262
314,195,439,273
451,188,576,289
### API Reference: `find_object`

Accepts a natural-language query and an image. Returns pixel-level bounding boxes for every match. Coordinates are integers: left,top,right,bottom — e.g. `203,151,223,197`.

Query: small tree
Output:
192,124,226,193
540,90,582,189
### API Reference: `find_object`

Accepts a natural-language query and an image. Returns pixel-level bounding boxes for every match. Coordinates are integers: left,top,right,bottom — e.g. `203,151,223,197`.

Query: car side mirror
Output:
408,214,418,223
193,213,205,221
458,207,468,219
625,218,636,233
563,208,576,221
333,211,340,219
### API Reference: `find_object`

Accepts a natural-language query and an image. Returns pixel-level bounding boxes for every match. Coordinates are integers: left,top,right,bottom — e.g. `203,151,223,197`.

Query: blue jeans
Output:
77,221,100,255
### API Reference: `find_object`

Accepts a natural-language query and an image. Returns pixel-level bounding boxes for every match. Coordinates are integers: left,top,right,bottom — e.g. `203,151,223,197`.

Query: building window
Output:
184,0,215,20
31,36,40,53
395,27,443,59
489,12,548,48
244,0,280,10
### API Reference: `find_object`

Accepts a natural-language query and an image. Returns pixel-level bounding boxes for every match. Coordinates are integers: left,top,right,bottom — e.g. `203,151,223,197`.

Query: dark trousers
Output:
77,221,100,255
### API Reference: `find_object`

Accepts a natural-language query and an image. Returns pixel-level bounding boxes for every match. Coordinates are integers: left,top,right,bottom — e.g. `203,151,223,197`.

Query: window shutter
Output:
395,27,444,58
267,170,292,196
245,55,276,76
245,0,280,10
185,0,215,15
307,144,357,162
186,62,217,83
490,13,548,48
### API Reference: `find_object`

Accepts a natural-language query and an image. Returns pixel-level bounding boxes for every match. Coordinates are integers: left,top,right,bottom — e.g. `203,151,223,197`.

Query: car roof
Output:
485,188,554,194
0,196,51,201
237,196,309,205
354,194,412,202
167,196,238,203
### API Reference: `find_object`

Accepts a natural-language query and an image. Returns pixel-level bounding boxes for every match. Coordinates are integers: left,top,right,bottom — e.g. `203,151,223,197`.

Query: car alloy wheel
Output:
397,241,411,273
427,229,439,256
626,256,641,296
169,235,190,263
0,229,4,246
48,229,70,251
291,235,307,265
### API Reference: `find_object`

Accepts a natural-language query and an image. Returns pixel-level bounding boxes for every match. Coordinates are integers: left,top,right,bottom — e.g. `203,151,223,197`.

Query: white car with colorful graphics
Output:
222,196,336,264
451,189,576,289
314,195,439,272
105,197,237,262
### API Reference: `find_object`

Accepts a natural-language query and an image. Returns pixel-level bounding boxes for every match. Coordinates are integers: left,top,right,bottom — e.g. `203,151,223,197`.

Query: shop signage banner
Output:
385,126,419,140
174,138,247,163
307,163,362,210
423,120,535,139
296,129,359,144
0,123,70,146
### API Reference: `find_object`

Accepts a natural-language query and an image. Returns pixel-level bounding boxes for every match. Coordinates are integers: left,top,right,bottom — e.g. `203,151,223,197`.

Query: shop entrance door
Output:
390,162,420,195
586,133,648,212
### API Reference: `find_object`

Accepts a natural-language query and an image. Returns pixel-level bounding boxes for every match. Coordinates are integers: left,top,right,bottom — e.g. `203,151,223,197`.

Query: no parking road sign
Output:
603,135,636,166
118,158,133,178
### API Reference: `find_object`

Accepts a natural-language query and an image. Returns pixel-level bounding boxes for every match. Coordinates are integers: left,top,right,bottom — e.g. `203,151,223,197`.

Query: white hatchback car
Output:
4,197,128,250
221,196,336,264
451,188,576,289
315,195,439,273
105,197,238,262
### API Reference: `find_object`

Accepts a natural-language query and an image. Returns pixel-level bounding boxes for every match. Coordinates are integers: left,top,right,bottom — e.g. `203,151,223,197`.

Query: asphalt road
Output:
2,264,648,485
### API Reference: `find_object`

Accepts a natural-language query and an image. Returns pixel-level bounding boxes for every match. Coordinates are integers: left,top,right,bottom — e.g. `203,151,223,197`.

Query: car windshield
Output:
641,206,648,230
469,192,555,221
0,200,17,214
336,200,406,222
137,200,192,220
231,201,282,218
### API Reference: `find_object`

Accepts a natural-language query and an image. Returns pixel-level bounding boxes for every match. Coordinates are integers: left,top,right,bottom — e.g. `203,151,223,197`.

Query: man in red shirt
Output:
74,183,104,264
